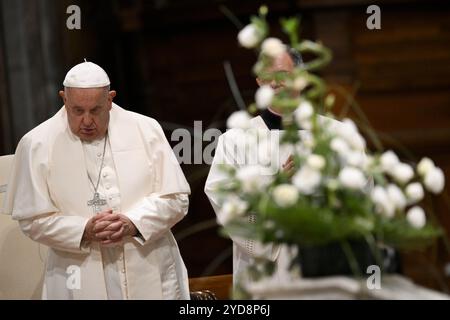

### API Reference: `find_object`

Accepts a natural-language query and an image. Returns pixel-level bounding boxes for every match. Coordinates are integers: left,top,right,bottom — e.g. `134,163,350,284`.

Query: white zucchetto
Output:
63,61,110,88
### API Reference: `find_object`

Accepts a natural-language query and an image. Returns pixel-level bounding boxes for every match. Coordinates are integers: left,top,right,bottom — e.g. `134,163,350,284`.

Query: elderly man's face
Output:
60,87,116,141
256,51,295,93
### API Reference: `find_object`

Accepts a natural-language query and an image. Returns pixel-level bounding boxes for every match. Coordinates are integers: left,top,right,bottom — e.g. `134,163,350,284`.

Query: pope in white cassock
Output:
3,61,191,299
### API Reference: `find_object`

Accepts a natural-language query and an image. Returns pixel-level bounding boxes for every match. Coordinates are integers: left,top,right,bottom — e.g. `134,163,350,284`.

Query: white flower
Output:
386,184,406,211
261,37,285,58
294,101,314,130
236,165,273,193
406,206,426,229
371,186,395,218
380,150,399,172
272,184,299,207
336,119,366,151
390,163,414,185
292,166,321,195
424,167,445,194
218,196,248,225
417,157,435,177
330,137,350,156
237,24,261,48
255,85,274,109
295,101,313,120
338,167,366,190
350,134,366,151
227,110,252,129
405,182,424,204
346,151,366,168
307,154,326,170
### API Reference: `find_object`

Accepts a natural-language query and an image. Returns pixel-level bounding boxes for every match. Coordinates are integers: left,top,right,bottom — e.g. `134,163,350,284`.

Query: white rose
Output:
424,167,445,194
405,182,424,204
236,165,273,193
237,24,261,48
218,196,249,225
350,133,366,151
295,101,313,120
380,150,399,172
386,184,406,211
255,85,274,110
335,119,366,151
390,163,414,185
307,154,326,170
346,151,365,168
371,186,395,218
293,166,321,195
417,157,435,177
294,101,314,130
330,137,350,156
261,37,285,58
226,110,252,129
406,206,426,229
338,167,366,190
272,184,299,207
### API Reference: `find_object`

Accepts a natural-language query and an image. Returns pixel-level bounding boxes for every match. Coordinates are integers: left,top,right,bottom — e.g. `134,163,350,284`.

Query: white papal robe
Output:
205,116,293,285
3,104,191,300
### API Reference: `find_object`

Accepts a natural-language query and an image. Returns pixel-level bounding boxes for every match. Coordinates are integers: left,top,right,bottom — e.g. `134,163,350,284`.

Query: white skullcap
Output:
63,60,110,88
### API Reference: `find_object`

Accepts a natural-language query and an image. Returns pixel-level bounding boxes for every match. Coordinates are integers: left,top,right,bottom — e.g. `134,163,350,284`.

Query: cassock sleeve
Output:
204,132,279,261
126,118,190,246
3,135,89,254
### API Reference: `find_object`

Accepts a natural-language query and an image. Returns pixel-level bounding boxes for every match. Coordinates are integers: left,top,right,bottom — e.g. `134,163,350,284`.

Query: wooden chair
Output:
189,274,233,300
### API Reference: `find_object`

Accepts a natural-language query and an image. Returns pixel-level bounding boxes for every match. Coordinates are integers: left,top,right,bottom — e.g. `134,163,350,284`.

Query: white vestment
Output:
205,116,293,285
3,104,191,300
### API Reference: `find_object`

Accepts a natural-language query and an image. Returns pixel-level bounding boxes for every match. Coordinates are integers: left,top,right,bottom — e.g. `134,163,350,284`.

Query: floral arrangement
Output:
217,6,446,276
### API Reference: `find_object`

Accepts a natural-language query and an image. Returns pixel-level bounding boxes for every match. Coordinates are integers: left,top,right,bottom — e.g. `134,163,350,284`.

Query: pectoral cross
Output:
87,192,107,213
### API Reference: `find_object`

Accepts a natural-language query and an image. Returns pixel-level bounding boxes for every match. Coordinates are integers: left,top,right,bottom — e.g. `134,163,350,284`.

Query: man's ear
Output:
109,90,117,100
59,90,65,101
256,77,263,87
108,90,116,110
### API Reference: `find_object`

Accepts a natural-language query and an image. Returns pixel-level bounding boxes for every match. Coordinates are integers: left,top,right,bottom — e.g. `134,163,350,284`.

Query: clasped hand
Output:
83,210,138,245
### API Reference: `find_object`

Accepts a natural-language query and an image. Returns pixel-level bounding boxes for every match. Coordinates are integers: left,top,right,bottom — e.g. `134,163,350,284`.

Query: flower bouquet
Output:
216,6,446,280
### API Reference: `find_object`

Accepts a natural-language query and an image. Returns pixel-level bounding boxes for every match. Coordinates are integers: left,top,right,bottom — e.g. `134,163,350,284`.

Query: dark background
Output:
1,0,450,291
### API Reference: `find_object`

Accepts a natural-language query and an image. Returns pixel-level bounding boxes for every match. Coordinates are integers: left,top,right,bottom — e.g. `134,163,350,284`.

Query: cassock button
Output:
106,184,111,190
97,153,102,158
121,269,125,273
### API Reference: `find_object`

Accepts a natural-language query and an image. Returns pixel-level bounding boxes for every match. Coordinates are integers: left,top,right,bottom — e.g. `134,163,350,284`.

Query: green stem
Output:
364,234,384,272
340,240,363,278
